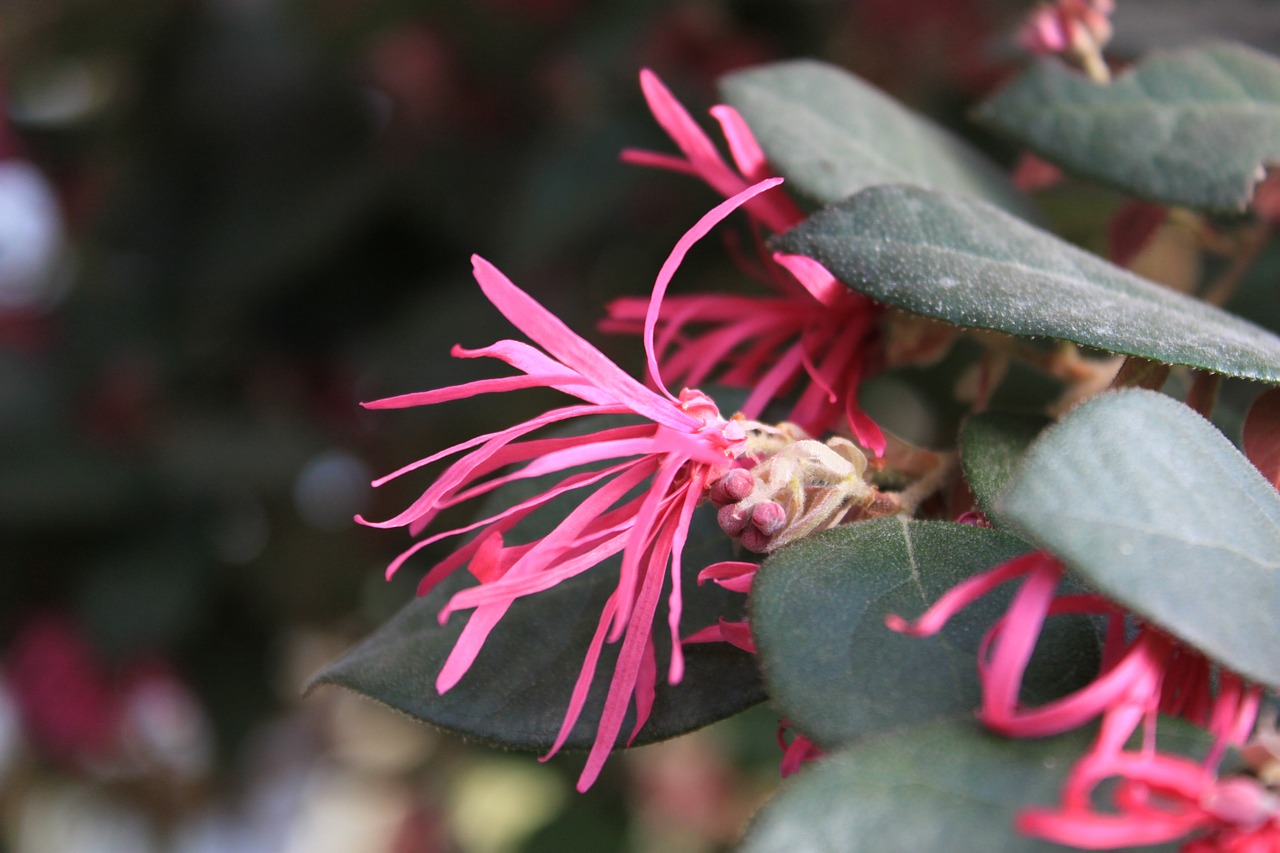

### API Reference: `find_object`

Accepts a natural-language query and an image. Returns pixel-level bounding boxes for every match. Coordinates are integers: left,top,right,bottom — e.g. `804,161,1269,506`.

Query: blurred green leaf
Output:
999,388,1280,689
774,185,1280,382
751,519,1098,748
975,42,1280,213
960,412,1053,526
719,60,1039,220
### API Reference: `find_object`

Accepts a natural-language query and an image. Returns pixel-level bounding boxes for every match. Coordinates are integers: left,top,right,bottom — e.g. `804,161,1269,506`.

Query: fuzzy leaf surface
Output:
961,412,1053,526
975,42,1280,212
719,60,1038,219
750,519,1098,748
999,388,1280,689
774,185,1280,382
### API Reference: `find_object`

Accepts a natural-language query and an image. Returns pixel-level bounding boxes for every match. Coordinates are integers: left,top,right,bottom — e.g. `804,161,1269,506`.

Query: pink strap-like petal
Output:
696,561,757,593
576,495,682,792
612,456,683,638
644,177,785,396
637,69,744,199
772,252,848,309
627,638,658,746
470,255,695,432
885,550,1049,637
664,477,704,685
683,619,756,655
542,592,620,761
619,148,701,177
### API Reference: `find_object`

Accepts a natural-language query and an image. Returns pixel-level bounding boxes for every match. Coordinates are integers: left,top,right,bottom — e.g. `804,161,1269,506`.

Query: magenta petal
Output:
435,602,511,694
470,255,696,432
637,69,745,199
542,591,619,761
643,177,784,395
576,495,682,792
696,561,757,593
885,551,1046,636
619,148,700,177
772,252,848,309
979,552,1062,724
627,638,658,747
664,479,704,686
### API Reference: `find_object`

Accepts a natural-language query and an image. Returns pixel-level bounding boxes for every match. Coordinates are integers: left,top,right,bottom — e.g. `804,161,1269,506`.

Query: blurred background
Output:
1,1,1278,850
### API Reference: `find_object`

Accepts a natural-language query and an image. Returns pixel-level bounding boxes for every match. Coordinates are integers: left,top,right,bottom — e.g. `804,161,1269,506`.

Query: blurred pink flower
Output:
887,551,1261,762
1018,0,1114,57
6,613,119,768
360,181,787,791
1019,750,1280,850
612,70,885,453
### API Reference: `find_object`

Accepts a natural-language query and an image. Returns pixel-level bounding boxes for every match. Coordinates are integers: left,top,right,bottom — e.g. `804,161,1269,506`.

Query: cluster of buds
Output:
709,425,884,553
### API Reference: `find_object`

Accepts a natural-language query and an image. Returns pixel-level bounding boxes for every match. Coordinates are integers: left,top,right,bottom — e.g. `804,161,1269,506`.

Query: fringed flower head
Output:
610,70,886,453
359,179,785,792
888,550,1262,764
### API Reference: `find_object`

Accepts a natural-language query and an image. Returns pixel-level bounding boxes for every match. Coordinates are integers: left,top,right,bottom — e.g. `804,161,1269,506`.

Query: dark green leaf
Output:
719,60,1039,220
751,519,1098,748
774,185,1280,382
309,406,764,752
999,388,1280,689
960,412,1053,526
739,718,1210,853
975,42,1280,213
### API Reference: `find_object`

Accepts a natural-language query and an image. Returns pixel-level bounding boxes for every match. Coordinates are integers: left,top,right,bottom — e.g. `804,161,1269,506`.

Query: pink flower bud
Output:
740,526,771,553
710,468,754,505
717,503,751,536
751,500,787,537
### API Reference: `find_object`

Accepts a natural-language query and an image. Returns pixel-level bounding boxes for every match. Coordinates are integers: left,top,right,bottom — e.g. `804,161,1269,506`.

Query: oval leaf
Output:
751,518,1098,748
740,718,1212,853
960,412,1053,526
975,42,1280,213
310,503,764,752
719,60,1040,220
998,388,1280,689
773,184,1280,382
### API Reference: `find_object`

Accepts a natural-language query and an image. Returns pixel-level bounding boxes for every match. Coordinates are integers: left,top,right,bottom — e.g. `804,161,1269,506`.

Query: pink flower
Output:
887,551,1262,763
1018,0,1113,58
6,613,119,767
1019,750,1280,850
359,180,785,791
611,70,885,453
